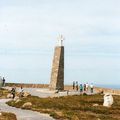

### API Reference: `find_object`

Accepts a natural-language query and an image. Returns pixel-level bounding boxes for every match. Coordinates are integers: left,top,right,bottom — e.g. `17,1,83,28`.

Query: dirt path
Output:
0,99,54,120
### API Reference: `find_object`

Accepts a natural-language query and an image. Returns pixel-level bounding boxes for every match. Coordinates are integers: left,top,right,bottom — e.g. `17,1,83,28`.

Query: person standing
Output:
19,86,24,98
90,83,94,93
73,81,75,90
76,81,78,91
84,84,86,91
2,77,5,87
0,76,3,88
80,84,83,93
86,83,89,92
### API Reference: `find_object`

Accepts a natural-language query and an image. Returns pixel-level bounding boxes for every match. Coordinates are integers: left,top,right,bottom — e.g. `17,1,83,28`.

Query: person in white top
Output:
86,83,89,92
90,83,94,93
19,86,24,98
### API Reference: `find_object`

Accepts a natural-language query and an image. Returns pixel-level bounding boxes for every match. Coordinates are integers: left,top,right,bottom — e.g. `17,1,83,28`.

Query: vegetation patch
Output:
0,88,10,99
0,112,17,120
7,94,120,120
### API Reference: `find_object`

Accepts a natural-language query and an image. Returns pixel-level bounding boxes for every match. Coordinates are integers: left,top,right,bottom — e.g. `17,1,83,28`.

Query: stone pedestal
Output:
49,46,64,90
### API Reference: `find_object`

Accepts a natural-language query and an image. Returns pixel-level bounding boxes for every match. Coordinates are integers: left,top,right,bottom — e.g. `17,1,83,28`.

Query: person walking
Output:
11,87,16,99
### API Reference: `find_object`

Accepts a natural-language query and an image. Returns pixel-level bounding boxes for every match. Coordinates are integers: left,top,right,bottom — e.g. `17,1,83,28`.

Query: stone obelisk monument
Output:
49,35,64,90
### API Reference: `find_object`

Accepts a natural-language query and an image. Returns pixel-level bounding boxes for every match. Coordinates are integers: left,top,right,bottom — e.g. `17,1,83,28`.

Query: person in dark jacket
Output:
76,81,78,91
73,81,75,90
2,77,5,87
11,87,16,99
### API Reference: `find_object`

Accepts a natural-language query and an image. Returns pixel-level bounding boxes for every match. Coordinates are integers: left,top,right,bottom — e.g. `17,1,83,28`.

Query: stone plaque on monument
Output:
49,35,64,90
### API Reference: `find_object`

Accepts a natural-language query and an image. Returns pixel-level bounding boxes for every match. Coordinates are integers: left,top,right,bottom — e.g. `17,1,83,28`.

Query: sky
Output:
0,0,120,85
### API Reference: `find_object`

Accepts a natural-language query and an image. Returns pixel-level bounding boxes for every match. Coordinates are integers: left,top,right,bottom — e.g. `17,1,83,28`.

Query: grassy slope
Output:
7,94,120,120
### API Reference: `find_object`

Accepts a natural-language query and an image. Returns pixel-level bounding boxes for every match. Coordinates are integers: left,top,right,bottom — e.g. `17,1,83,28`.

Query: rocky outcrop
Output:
23,92,31,97
7,93,13,98
22,102,32,108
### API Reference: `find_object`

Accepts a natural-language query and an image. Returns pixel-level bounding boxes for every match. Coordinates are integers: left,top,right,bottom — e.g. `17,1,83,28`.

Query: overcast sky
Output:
0,0,120,85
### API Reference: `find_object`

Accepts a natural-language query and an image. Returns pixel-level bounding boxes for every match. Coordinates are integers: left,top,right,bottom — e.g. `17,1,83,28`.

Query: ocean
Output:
96,84,120,90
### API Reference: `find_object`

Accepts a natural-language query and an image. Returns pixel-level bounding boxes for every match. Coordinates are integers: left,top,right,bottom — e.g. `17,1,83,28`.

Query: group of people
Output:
73,81,94,93
11,86,24,99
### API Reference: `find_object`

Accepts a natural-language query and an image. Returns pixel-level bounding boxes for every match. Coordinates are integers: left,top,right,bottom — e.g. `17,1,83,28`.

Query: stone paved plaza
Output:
4,87,96,98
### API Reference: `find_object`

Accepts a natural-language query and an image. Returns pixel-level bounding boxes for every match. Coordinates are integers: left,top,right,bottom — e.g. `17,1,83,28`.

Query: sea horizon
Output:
95,84,120,90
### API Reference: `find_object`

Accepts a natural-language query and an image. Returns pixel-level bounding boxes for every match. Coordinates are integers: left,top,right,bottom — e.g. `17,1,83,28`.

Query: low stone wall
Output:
6,83,72,90
95,87,120,95
6,83,49,88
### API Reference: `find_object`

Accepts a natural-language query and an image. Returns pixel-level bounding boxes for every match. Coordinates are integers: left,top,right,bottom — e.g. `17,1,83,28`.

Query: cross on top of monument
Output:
57,35,65,46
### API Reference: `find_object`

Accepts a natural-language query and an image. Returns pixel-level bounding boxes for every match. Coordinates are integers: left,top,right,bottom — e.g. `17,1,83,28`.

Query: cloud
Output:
0,0,120,85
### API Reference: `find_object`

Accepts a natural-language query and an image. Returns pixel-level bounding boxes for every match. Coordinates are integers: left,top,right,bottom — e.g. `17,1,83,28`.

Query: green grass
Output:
0,112,17,120
7,94,120,120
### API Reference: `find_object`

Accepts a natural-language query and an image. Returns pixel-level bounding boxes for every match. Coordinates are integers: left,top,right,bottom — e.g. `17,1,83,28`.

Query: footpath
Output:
0,99,54,120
